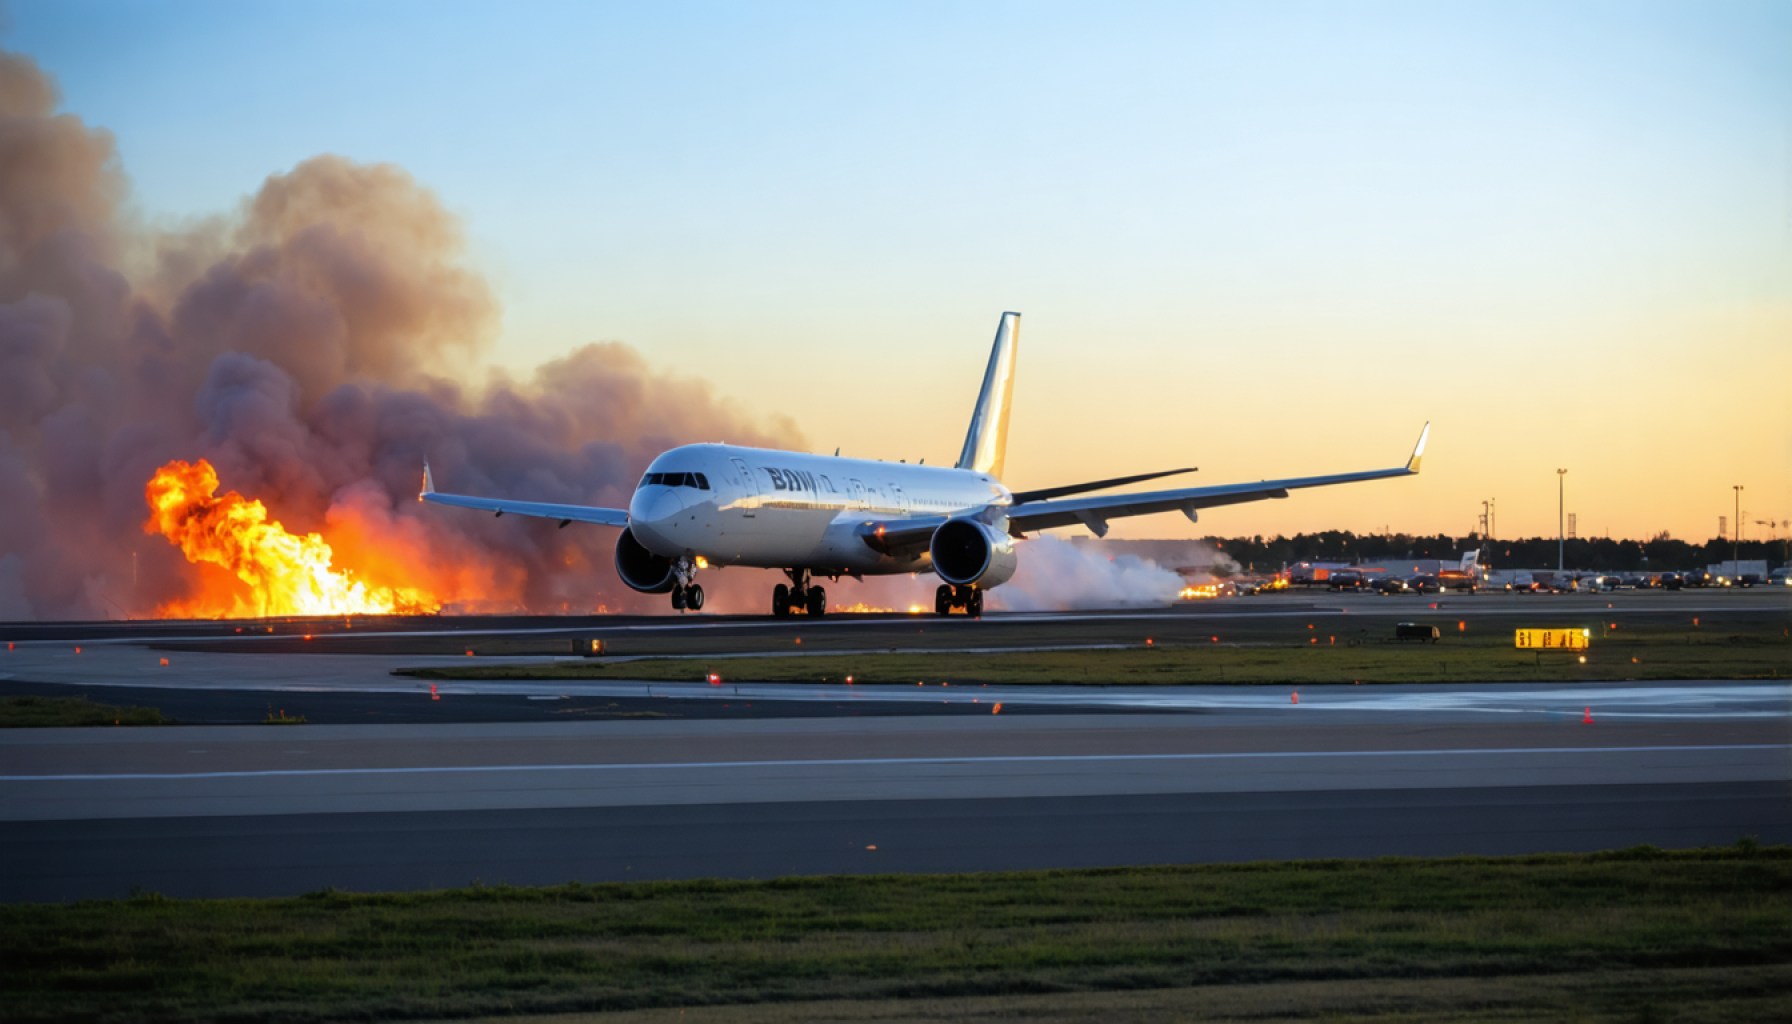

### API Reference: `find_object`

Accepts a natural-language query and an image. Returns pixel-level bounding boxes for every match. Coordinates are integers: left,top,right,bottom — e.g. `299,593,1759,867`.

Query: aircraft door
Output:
729,458,756,517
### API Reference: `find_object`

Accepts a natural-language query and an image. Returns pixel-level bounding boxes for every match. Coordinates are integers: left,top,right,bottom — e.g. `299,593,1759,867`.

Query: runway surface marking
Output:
8,743,1784,782
7,591,1784,646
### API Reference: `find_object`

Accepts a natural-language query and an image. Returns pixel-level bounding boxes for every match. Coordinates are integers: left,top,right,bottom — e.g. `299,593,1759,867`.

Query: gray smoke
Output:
0,50,803,619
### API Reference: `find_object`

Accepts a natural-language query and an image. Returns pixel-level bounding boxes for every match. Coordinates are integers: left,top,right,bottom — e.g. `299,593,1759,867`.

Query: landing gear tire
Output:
772,583,790,618
967,588,984,619
807,586,826,617
685,584,704,611
935,584,952,616
671,586,687,611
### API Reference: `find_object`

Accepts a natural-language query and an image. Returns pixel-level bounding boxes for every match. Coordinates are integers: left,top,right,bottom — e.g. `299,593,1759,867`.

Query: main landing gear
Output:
935,583,983,618
772,569,826,618
669,557,704,612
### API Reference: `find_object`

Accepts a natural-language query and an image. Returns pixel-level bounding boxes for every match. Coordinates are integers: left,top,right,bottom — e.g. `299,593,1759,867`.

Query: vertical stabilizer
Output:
956,312,1020,479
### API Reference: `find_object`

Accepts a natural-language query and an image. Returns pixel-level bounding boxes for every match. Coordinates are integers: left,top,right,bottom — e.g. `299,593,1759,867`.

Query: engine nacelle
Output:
929,518,1018,589
614,527,677,593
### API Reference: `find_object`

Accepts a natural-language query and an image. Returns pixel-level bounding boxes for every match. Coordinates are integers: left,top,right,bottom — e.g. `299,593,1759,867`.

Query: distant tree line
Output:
1198,532,1788,574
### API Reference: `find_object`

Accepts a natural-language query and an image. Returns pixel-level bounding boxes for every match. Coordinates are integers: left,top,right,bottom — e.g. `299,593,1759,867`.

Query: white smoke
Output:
986,535,1185,611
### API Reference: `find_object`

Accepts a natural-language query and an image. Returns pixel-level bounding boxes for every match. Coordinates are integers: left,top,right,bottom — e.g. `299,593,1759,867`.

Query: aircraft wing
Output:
418,462,629,528
1007,423,1429,538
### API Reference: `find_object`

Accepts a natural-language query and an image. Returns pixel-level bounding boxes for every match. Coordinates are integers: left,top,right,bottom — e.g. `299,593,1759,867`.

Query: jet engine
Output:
929,518,1018,589
614,527,677,593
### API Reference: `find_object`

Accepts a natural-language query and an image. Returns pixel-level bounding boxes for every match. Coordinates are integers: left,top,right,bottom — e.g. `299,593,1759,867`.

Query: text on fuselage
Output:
764,467,825,492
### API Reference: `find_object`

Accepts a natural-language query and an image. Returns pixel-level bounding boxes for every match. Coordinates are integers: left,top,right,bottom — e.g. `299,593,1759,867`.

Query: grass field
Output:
0,694,166,727
2,845,1786,1023
405,613,1791,685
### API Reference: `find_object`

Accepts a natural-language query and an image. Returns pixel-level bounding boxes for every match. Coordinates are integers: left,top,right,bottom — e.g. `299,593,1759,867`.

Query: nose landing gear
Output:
772,569,826,618
935,583,983,618
669,557,704,612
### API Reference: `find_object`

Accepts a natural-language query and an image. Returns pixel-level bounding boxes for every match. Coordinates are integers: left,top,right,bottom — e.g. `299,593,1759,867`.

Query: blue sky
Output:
8,0,1789,540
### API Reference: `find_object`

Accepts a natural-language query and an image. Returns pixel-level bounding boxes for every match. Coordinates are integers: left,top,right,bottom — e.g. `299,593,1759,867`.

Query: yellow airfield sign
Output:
1515,628,1590,651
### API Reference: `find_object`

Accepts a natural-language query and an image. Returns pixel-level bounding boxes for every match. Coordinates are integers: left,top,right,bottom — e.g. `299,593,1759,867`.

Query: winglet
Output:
420,460,435,501
1406,422,1431,474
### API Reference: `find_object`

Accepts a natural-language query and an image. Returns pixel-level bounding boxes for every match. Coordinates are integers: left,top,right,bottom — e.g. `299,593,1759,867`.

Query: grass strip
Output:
506,966,1792,1023
404,619,1790,685
0,694,167,728
3,845,1788,1023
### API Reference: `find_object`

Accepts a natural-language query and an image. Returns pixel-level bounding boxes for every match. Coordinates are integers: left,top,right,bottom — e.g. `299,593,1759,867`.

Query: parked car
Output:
1328,571,1367,591
1373,576,1410,595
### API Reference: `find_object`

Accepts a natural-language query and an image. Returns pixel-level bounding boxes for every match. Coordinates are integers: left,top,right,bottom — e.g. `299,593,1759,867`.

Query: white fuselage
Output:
627,444,1010,575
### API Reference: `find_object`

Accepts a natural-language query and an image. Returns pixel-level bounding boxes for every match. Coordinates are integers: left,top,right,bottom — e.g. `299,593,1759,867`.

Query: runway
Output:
5,711,1788,901
2,595,1788,903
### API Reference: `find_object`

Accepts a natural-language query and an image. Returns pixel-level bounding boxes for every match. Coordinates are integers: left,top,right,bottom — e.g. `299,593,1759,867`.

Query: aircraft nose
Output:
628,488,683,546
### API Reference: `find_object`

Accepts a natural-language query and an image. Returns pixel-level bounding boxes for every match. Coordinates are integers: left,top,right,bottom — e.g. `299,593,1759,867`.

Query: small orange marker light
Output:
74,646,81,654
1145,637,1153,646
1329,635,1334,645
1693,617,1699,627
795,637,802,645
865,844,878,851
1457,621,1466,632
304,634,313,641
1211,636,1218,643
465,649,474,657
708,673,721,685
992,702,1003,715
429,683,439,701
845,675,854,684
1310,637,1317,645
159,657,169,667
1583,706,1592,723
1291,691,1300,704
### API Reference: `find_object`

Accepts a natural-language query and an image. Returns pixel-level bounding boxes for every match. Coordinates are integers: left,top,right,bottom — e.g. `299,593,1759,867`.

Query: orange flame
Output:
144,458,440,618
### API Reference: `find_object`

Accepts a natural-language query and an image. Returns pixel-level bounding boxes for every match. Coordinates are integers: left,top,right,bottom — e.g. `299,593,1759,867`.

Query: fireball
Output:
144,458,440,618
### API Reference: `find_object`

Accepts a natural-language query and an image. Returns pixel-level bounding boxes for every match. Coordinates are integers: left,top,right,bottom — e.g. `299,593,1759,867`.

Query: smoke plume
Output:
986,536,1192,611
0,50,801,619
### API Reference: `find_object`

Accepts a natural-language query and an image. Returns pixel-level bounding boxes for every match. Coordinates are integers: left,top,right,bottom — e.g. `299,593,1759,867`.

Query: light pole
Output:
1557,469,1567,572
1733,485,1742,573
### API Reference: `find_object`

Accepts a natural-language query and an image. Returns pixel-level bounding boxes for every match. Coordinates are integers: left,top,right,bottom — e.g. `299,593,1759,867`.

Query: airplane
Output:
422,312,1429,617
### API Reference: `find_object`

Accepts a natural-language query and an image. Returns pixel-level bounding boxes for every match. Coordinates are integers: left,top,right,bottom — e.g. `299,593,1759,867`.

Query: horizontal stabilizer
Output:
1011,466,1197,505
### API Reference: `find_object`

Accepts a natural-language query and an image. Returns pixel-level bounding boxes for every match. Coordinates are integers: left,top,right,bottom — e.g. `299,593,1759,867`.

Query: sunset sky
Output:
12,0,1788,543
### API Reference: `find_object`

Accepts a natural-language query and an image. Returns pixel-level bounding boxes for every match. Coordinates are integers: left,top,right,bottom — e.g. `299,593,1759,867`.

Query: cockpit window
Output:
641,471,711,490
